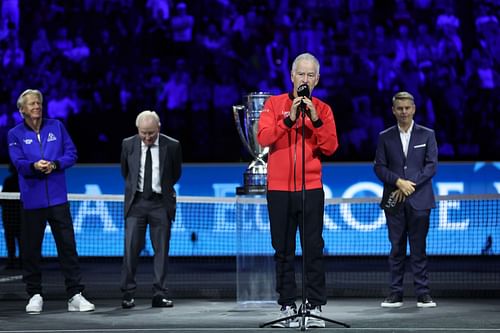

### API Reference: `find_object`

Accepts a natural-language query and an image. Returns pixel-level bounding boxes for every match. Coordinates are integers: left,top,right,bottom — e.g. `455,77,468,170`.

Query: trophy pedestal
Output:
236,194,276,307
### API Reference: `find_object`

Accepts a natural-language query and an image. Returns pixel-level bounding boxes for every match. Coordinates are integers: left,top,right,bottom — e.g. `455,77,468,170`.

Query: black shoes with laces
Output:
121,293,135,309
417,294,437,308
381,294,437,308
381,294,403,308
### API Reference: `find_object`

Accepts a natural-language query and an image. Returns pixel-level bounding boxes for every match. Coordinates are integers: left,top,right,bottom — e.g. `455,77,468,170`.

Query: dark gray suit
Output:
120,133,182,297
374,123,437,297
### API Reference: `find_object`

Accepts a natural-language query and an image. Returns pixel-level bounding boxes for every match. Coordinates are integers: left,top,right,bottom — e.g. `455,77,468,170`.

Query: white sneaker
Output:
271,305,299,328
68,293,95,312
306,305,326,328
26,294,43,314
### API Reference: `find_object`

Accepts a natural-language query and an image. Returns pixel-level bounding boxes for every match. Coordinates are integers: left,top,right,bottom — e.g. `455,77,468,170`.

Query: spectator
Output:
47,85,79,123
2,38,24,70
63,36,90,63
0,0,19,36
171,2,194,57
30,28,51,63
146,0,170,21
200,22,228,57
394,24,417,69
52,27,73,55
265,30,290,91
415,23,437,65
159,59,190,112
370,24,395,58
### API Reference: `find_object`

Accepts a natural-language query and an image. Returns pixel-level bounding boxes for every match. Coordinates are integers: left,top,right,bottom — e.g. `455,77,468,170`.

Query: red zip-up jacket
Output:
257,93,338,191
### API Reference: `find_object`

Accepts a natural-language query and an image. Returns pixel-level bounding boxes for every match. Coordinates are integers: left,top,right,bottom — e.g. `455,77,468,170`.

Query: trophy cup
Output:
233,92,271,194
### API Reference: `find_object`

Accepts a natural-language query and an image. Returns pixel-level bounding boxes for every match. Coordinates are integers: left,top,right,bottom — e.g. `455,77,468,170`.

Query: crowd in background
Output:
1,0,499,163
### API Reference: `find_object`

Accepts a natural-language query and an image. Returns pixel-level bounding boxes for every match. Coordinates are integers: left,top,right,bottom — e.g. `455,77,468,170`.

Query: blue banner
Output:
2,162,499,196
0,162,499,257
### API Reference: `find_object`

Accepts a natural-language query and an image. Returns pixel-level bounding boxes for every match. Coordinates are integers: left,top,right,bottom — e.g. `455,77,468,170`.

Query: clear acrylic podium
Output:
235,194,277,307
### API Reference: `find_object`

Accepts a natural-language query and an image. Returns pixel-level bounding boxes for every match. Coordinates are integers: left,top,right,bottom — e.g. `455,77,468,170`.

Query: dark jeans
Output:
385,201,431,297
267,189,326,306
21,203,84,298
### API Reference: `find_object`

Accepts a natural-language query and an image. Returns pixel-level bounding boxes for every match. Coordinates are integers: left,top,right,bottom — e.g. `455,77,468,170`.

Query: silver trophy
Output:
233,92,271,194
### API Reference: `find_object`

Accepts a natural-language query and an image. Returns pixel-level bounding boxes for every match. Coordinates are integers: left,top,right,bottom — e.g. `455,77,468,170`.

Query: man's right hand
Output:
34,160,54,174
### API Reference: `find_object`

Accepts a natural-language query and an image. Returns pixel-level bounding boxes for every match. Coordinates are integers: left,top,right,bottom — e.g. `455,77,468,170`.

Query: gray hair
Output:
291,53,320,75
135,110,161,127
392,91,415,105
17,89,43,110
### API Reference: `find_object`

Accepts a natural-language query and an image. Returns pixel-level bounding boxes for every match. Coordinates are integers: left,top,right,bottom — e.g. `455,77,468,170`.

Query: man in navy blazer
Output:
374,91,438,308
120,110,182,309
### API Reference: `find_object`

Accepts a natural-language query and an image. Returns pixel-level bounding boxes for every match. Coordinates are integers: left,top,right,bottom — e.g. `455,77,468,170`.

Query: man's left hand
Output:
301,97,318,122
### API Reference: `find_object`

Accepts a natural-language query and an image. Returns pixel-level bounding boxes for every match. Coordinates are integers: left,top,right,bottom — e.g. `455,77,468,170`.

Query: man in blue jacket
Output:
8,89,95,313
374,91,438,308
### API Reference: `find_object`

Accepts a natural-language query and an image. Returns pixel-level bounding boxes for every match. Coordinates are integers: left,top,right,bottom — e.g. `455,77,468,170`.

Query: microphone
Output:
297,83,310,115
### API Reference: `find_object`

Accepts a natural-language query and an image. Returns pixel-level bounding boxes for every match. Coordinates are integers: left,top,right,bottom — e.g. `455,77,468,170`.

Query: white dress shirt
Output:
139,137,161,194
398,120,414,157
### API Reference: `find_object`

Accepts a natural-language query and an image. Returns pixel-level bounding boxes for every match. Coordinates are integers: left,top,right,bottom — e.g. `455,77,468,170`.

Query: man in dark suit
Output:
120,110,182,309
374,91,438,308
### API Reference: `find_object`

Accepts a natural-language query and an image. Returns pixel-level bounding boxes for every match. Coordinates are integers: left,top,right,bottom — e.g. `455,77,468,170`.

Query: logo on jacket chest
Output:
47,132,57,142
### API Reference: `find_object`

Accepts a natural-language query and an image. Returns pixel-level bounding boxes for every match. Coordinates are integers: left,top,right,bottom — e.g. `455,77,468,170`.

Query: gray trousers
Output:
120,195,172,297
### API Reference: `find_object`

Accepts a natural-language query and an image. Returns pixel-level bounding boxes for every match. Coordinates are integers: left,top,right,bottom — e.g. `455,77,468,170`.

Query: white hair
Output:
17,89,43,119
135,110,161,127
17,89,43,109
291,53,320,75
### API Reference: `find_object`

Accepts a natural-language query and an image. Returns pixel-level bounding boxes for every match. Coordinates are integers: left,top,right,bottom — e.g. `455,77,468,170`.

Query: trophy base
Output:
236,185,267,195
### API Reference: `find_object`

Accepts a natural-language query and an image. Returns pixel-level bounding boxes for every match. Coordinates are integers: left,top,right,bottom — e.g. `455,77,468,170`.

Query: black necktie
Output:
143,146,153,199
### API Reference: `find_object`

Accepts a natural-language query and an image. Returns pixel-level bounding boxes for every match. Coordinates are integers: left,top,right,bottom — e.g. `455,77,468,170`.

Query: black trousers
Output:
21,203,84,298
120,195,172,297
385,201,431,297
267,189,326,307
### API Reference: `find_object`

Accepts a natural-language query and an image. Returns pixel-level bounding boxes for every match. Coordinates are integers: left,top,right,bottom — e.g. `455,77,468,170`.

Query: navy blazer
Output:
374,123,437,210
121,133,182,220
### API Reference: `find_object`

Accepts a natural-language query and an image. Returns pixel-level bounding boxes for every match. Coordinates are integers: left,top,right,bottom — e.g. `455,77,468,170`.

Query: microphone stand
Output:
260,105,350,330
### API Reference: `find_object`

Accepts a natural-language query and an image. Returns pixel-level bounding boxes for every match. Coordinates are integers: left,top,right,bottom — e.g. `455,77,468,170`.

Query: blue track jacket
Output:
8,119,77,210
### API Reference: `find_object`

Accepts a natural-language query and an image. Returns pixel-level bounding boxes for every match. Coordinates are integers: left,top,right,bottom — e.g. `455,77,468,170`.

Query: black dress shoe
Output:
151,295,173,308
122,294,135,309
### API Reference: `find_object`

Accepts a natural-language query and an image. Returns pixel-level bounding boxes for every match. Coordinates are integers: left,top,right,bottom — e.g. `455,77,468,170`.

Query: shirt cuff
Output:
312,118,323,128
284,116,295,128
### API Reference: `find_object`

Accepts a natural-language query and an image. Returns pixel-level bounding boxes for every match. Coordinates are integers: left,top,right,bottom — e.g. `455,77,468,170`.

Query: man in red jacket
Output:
257,53,339,328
